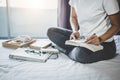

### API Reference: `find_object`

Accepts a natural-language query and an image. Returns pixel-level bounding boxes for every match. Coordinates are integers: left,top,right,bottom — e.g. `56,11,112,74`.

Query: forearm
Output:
99,25,120,42
86,13,120,45
70,7,79,32
70,17,79,32
99,13,120,43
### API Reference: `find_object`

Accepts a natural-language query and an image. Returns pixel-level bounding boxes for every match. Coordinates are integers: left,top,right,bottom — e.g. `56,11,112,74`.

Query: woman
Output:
47,0,120,63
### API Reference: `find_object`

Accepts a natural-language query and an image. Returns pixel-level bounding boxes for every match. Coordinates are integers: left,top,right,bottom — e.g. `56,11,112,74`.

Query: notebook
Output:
65,39,103,52
9,48,53,62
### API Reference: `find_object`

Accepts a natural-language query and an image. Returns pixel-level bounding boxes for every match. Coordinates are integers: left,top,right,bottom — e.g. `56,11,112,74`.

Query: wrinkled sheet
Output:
0,40,120,80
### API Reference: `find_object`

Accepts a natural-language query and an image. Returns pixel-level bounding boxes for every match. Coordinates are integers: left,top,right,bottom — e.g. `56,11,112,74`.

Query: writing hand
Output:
85,34,101,45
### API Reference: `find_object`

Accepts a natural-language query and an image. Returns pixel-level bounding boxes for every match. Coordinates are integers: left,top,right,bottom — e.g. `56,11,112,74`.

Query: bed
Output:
0,36,120,80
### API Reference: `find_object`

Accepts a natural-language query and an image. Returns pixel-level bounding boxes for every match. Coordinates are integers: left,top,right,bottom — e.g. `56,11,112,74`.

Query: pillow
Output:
114,35,120,54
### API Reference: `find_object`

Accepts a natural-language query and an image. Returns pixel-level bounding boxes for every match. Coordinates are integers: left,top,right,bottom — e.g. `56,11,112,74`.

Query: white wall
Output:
9,8,57,38
0,0,57,38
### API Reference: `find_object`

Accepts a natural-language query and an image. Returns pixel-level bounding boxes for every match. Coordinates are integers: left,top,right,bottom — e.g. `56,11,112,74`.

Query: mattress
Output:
0,40,120,80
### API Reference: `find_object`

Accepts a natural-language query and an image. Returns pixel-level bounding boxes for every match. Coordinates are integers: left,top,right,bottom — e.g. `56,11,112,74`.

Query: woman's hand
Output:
85,34,101,45
70,31,80,40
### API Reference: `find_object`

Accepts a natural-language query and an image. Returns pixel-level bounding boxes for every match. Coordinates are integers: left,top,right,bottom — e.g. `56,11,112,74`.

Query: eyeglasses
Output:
25,49,59,59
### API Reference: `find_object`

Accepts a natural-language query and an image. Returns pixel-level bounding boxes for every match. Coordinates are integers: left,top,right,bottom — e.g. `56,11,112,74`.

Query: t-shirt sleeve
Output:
103,0,120,15
69,0,75,7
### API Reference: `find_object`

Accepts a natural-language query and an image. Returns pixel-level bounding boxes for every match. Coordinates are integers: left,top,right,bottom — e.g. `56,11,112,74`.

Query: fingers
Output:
70,34,76,40
86,34,96,42
86,38,99,45
85,34,100,45
70,32,101,45
70,31,80,40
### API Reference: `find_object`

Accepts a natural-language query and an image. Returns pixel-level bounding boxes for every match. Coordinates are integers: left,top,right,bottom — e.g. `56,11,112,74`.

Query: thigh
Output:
47,27,74,52
47,27,72,38
97,40,116,59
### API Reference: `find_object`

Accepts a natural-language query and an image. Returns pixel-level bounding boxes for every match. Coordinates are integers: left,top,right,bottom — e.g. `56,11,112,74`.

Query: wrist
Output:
73,30,78,32
98,37,103,43
72,26,78,32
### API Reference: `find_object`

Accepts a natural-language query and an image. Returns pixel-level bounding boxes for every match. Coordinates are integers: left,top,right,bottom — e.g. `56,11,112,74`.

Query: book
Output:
9,48,54,62
65,39,103,52
30,39,52,50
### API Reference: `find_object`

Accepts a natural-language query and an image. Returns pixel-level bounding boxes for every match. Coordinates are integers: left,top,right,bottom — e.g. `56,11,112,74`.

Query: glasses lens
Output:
49,54,58,59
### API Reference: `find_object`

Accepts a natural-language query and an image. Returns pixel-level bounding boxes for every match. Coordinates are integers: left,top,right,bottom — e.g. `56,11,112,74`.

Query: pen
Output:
85,33,96,42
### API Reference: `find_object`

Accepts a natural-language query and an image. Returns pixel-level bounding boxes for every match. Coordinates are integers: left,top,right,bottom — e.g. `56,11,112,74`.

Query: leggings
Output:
47,27,117,63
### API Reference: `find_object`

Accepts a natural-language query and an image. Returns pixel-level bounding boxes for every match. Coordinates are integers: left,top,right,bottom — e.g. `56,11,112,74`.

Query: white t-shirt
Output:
69,0,120,42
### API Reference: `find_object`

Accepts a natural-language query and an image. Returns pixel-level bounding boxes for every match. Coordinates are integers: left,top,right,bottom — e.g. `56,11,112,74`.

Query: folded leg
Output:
47,27,74,53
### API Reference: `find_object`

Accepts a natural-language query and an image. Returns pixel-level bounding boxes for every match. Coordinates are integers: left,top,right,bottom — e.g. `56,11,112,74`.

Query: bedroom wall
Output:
0,0,57,38
7,8,57,38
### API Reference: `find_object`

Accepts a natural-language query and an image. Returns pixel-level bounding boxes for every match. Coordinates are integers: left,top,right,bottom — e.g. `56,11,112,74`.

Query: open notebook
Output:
65,39,103,52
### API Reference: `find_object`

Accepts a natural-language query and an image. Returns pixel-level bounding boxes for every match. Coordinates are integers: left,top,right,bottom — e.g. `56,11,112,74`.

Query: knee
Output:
68,47,91,64
68,47,83,61
47,27,62,37
47,27,56,37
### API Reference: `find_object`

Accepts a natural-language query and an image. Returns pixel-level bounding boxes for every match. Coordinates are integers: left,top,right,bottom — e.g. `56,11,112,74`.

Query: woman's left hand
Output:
85,34,101,45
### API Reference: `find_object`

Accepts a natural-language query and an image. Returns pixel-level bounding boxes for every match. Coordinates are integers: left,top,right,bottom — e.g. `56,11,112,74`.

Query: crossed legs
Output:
47,27,116,63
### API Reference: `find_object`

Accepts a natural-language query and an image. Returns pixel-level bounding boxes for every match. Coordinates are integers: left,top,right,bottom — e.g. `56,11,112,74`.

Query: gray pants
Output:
47,27,116,63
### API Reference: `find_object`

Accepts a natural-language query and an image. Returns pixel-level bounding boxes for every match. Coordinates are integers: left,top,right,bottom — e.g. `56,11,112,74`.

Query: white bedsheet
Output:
0,40,120,80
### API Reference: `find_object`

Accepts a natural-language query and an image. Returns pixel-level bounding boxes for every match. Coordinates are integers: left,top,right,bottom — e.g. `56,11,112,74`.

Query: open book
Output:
65,39,103,52
9,48,58,62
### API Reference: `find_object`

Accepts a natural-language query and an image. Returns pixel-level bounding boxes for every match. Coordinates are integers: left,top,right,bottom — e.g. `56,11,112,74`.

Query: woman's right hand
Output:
70,31,80,40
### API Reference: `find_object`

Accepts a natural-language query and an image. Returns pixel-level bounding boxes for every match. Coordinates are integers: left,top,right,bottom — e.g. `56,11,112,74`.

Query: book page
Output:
65,39,103,52
67,39,85,43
